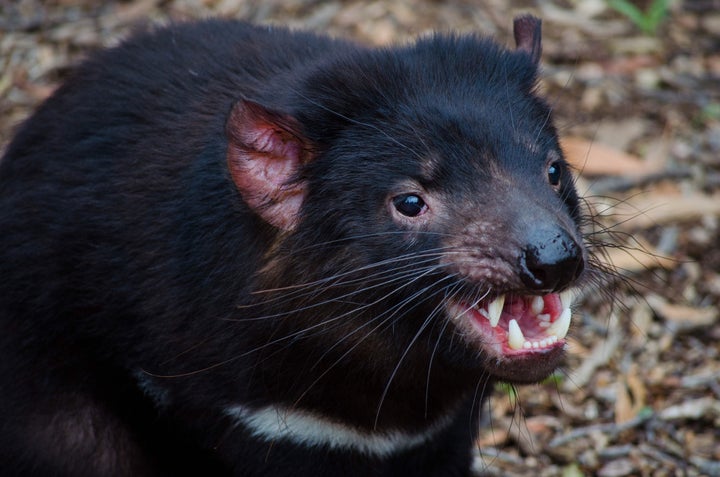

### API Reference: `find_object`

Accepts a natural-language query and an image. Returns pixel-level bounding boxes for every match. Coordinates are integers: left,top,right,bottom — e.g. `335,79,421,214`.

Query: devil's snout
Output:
519,226,584,292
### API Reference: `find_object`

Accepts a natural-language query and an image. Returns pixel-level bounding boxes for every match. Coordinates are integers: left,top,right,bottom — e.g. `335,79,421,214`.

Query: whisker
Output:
470,370,494,448
292,274,458,409
236,242,487,316
305,269,458,368
372,279,458,428
197,262,466,385
245,247,452,300
424,281,466,418
227,260,452,322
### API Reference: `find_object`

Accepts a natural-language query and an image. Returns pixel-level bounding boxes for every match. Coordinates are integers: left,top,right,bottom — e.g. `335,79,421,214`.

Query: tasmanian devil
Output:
0,14,588,476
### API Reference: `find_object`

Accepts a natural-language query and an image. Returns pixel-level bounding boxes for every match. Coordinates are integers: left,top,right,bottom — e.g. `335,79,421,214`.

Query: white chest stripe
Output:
224,403,455,457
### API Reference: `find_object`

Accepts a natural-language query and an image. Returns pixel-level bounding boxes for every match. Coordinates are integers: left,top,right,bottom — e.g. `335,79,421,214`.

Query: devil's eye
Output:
393,194,427,217
548,161,562,187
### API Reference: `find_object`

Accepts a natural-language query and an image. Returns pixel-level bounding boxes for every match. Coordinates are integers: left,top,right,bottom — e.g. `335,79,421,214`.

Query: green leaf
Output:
608,0,646,27
607,0,670,35
648,0,670,28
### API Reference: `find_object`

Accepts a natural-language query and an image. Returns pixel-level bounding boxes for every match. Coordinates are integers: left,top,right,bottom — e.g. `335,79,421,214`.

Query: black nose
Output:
519,227,584,292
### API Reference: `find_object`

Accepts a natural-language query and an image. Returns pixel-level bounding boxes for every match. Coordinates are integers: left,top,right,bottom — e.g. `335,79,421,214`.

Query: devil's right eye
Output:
547,161,563,187
393,194,427,217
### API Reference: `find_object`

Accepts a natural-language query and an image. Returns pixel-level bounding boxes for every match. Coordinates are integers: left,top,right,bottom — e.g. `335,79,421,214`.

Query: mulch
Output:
1,1,718,475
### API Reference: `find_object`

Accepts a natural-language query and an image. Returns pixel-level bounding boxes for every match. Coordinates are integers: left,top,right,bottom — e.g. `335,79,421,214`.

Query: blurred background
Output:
1,1,718,475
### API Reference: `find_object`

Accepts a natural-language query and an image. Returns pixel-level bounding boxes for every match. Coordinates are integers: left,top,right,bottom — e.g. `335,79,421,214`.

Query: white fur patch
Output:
224,403,455,457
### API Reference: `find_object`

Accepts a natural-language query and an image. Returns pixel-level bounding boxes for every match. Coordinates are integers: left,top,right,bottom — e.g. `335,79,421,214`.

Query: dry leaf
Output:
614,367,647,425
626,365,647,416
598,239,677,274
607,192,720,231
614,381,634,424
646,295,719,330
561,137,661,176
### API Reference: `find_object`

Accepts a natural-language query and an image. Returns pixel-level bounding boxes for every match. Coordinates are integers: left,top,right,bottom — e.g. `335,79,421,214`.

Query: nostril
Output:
519,231,584,292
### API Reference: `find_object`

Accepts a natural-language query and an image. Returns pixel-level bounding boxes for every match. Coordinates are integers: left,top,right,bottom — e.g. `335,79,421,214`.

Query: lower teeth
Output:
521,335,558,350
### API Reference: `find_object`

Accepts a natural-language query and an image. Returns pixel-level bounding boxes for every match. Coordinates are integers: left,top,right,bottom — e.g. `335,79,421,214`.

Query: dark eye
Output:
393,194,427,217
547,161,562,187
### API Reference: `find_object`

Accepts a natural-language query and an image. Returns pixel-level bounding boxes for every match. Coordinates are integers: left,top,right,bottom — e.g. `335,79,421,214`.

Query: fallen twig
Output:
548,409,653,448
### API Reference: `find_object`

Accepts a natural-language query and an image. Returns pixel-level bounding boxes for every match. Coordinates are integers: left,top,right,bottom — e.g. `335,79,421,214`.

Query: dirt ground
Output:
1,1,719,475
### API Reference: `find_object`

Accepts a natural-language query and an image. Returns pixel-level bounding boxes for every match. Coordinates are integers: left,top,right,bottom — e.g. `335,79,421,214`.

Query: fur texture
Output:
0,18,585,476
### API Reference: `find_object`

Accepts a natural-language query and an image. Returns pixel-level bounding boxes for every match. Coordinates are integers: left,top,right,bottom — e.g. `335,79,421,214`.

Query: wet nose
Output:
519,227,584,291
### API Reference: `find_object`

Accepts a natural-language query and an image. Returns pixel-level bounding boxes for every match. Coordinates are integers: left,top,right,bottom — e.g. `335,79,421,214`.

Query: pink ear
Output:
225,100,312,230
513,15,542,65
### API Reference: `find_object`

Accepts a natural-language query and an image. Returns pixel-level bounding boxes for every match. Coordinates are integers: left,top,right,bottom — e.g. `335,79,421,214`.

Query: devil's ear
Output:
225,100,313,231
513,15,542,65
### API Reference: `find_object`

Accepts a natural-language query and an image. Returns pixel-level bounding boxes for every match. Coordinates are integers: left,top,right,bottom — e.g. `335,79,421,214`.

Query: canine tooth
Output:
546,308,572,339
507,319,525,350
531,296,544,314
486,295,505,328
560,289,577,310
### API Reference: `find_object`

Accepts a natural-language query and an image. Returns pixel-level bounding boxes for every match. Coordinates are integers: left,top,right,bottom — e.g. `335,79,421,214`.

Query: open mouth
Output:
447,289,576,358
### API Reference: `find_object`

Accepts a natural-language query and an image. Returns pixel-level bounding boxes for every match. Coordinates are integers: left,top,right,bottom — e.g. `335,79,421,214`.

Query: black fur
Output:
0,18,585,476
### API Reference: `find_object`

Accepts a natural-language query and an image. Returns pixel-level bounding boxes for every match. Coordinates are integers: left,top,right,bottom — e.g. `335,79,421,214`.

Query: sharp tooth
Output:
546,308,572,339
486,295,505,328
507,319,525,350
560,289,577,310
531,296,544,315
